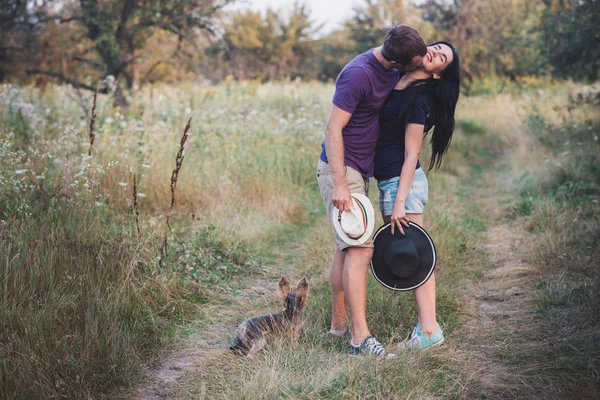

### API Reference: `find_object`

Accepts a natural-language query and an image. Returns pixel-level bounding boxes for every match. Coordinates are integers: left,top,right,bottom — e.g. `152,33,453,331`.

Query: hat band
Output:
337,197,369,239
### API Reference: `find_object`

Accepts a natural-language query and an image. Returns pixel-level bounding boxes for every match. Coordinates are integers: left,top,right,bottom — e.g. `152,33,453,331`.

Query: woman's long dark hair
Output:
423,41,460,171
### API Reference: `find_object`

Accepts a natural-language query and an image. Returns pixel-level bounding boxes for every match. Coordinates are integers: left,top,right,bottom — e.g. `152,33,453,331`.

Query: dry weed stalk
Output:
132,173,140,236
88,85,98,156
160,118,192,265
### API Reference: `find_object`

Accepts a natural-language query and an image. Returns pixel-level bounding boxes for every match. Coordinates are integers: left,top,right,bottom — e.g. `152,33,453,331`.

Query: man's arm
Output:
324,105,353,212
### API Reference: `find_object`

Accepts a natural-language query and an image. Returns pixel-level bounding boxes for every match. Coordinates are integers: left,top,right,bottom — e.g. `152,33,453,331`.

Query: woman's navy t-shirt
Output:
374,85,430,181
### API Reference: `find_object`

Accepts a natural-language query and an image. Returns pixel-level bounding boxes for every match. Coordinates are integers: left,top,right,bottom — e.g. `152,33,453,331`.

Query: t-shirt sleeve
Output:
332,67,369,114
406,96,430,126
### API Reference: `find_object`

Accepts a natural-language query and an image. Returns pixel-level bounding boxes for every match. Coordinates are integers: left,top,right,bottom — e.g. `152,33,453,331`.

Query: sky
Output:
229,0,361,36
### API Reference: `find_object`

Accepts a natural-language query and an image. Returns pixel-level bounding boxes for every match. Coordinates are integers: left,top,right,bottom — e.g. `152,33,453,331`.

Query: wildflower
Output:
119,121,127,128
137,193,146,198
105,117,113,124
94,201,104,207
142,164,151,169
36,174,45,180
184,107,191,114
14,169,27,175
118,182,127,187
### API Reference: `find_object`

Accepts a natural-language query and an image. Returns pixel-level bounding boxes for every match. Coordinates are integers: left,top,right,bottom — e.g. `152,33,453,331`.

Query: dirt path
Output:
468,222,540,398
132,218,318,400
134,169,551,399
463,171,552,398
133,276,279,399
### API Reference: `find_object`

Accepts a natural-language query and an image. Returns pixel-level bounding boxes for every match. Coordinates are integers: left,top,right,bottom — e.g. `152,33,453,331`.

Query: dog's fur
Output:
230,277,308,357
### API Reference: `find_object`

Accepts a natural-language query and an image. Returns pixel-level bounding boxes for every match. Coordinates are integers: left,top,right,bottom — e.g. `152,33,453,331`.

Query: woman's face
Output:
421,43,454,79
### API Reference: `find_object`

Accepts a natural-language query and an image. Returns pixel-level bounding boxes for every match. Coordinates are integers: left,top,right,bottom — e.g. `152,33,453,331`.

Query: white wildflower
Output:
137,193,146,198
105,117,113,125
142,164,151,169
118,182,127,187
36,174,45,180
184,107,191,115
14,169,27,175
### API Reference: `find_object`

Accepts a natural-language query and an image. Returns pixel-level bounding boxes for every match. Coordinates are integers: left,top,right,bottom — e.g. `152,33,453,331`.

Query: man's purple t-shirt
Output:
320,49,400,178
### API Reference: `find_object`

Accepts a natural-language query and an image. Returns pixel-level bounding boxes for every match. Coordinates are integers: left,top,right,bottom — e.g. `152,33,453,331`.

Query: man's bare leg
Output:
330,247,347,331
343,246,373,345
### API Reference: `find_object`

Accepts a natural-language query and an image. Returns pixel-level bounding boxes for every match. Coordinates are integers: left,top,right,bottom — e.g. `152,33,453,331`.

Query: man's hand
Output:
332,182,352,212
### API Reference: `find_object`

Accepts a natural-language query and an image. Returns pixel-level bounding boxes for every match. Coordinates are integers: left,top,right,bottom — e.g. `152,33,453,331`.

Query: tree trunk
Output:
113,80,129,108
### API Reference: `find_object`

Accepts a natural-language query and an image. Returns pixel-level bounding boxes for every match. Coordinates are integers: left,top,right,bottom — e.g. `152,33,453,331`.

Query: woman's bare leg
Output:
382,213,438,337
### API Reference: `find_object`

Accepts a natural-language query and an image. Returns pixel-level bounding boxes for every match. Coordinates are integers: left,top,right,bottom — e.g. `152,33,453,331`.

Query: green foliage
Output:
542,0,600,82
207,4,315,81
0,191,199,398
166,224,262,284
457,119,486,135
420,0,547,80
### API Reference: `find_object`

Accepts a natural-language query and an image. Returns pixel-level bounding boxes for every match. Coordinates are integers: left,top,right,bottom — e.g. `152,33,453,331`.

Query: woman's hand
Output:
390,201,409,235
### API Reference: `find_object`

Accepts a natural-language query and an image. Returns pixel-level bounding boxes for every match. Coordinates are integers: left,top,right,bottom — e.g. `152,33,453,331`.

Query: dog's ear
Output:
279,277,291,302
297,277,308,289
296,277,309,308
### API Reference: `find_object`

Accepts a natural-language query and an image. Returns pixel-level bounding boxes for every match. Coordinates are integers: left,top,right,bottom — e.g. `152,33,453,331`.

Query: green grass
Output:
1,81,599,398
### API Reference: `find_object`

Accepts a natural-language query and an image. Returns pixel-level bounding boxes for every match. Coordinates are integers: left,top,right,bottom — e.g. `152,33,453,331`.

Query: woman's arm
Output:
390,123,425,235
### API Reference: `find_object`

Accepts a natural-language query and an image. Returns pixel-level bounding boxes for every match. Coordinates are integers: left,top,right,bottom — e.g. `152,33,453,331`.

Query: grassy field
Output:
0,80,598,399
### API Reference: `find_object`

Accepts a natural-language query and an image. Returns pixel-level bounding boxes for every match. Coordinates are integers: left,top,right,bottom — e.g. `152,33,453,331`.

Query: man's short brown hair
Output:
381,25,427,66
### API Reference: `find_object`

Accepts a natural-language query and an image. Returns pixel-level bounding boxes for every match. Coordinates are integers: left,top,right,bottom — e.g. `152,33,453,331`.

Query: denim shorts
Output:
377,168,428,215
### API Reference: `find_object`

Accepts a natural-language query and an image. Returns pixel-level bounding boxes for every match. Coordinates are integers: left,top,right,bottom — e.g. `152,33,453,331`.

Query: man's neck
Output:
373,46,395,70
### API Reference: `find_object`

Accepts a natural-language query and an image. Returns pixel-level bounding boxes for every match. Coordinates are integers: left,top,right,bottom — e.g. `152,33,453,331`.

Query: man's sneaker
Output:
348,336,396,359
397,323,444,350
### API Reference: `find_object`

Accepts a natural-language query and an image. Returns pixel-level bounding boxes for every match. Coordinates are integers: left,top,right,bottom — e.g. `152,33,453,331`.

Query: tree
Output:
420,0,547,81
23,0,235,106
346,0,434,53
209,2,316,81
0,1,50,81
541,0,600,81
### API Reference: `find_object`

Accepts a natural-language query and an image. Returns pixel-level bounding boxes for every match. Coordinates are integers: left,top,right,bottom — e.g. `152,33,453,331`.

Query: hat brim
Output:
332,193,375,246
370,222,436,291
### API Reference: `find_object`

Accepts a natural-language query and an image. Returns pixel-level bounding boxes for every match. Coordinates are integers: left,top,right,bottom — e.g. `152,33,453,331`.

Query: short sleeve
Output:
406,96,430,126
332,67,369,114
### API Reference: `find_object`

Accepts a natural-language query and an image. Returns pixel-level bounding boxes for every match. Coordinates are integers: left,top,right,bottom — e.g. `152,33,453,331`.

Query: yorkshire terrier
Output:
230,277,308,357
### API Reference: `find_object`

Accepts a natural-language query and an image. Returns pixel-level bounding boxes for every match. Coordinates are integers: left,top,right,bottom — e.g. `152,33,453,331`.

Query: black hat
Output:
370,222,437,291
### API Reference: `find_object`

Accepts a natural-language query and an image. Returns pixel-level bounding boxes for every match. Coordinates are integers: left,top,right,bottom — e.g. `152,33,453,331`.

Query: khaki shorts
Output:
316,159,374,251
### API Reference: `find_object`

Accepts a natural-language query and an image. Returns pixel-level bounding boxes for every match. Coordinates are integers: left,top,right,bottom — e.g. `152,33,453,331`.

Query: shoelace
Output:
363,338,386,356
399,328,422,347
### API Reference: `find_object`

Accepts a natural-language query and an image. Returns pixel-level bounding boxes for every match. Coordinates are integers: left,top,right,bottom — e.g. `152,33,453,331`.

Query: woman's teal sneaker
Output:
397,323,444,350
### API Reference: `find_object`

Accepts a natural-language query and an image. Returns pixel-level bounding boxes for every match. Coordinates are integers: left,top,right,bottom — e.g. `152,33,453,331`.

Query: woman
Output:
374,41,460,349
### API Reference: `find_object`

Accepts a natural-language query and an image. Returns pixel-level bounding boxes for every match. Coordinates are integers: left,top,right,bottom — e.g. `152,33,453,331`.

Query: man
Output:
316,25,427,358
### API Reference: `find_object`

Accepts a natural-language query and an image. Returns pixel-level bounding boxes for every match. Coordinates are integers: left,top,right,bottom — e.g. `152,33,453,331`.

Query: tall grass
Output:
0,80,598,398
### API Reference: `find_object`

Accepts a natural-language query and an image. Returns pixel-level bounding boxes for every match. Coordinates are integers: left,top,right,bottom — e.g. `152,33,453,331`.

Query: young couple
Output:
316,25,460,358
